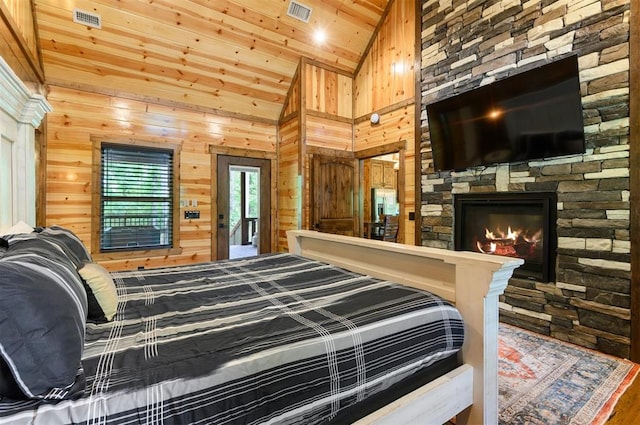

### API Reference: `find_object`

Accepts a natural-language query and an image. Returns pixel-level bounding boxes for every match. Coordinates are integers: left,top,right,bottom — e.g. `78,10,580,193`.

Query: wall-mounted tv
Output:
426,55,585,172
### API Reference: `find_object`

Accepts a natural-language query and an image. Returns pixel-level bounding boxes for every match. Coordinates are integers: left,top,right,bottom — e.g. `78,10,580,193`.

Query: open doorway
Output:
356,142,406,243
216,155,271,260
228,166,259,259
362,153,399,240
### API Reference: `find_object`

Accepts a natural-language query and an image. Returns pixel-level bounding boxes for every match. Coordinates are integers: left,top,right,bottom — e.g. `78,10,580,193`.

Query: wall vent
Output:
73,9,102,29
287,1,312,23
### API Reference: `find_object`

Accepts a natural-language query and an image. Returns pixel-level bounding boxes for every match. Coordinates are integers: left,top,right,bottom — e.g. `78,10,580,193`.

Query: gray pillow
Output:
36,225,93,267
0,238,87,400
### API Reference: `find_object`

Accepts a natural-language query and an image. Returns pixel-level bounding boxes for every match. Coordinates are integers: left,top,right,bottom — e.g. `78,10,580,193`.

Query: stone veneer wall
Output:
419,0,631,358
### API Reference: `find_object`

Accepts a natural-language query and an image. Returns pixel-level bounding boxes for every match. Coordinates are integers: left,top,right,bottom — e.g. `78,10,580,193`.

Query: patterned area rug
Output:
499,323,640,425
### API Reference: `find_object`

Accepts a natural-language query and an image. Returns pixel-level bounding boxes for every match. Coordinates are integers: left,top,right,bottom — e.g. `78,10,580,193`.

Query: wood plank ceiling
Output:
33,0,389,122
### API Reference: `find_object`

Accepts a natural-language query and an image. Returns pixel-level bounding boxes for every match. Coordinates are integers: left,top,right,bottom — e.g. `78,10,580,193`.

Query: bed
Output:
0,227,522,424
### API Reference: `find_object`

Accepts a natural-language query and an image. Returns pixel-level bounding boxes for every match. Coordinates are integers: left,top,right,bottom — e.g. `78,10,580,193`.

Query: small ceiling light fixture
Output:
370,113,380,124
313,29,327,45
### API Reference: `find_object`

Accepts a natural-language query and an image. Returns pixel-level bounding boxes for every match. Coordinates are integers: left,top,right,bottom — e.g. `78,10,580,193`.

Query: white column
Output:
0,56,52,230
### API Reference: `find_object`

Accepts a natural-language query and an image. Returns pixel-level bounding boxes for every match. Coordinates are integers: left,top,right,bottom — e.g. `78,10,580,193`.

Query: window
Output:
99,143,177,252
245,171,259,218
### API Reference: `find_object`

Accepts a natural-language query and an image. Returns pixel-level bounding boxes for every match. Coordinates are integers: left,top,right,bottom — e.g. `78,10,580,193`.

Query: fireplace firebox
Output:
454,192,557,282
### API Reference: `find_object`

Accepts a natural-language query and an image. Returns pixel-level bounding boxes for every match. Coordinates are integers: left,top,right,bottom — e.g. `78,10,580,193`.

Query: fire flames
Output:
476,226,542,258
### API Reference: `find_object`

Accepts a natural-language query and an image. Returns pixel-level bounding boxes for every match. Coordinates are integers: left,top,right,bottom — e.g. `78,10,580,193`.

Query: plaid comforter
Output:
0,253,464,424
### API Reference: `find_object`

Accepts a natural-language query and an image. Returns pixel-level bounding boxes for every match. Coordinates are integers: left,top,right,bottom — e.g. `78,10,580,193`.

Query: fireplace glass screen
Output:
454,193,556,282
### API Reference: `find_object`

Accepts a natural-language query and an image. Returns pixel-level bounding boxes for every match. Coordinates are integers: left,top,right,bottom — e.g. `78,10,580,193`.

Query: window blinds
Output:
100,144,173,251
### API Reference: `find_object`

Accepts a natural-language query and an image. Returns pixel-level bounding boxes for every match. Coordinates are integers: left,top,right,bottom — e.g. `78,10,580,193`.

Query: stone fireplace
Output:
418,1,631,357
454,192,557,283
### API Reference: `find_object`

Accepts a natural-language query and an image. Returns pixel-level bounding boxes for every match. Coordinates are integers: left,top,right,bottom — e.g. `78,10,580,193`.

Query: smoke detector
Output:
73,9,102,29
287,1,312,23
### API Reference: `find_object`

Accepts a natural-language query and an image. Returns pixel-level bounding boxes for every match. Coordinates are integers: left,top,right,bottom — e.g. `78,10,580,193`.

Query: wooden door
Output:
216,155,271,260
311,154,357,236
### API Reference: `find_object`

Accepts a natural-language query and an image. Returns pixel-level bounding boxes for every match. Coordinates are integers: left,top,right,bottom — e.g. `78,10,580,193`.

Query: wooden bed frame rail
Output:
287,230,523,424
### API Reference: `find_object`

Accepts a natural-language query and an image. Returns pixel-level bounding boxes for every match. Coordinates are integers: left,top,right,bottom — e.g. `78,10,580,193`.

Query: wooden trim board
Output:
355,365,474,425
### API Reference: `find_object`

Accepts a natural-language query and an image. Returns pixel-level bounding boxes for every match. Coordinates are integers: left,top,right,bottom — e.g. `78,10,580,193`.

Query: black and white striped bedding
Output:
0,253,464,425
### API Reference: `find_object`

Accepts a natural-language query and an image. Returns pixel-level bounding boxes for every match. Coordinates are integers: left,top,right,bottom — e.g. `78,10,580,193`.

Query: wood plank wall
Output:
277,116,300,251
353,0,416,245
305,115,352,151
353,0,415,117
304,63,352,119
277,65,301,252
0,0,43,84
45,85,277,270
33,0,293,121
1,0,37,56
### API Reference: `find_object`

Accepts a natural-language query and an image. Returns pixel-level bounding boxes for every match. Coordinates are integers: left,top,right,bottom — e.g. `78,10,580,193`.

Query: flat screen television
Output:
426,55,585,172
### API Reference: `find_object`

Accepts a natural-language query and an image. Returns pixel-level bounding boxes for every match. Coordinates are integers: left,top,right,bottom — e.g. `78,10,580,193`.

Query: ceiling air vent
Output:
287,1,312,23
73,9,102,29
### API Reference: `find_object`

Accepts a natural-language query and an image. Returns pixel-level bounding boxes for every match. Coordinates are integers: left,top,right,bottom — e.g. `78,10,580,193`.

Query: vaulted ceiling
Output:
33,0,390,122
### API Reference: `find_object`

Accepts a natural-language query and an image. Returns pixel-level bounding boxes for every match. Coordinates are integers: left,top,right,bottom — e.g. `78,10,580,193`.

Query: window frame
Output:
91,137,181,260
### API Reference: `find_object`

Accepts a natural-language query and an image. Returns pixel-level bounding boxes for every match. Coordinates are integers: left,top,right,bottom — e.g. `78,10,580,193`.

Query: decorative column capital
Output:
19,94,52,127
0,56,52,126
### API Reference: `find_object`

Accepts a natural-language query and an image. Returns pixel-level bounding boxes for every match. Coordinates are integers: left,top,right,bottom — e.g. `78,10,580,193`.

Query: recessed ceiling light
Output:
313,29,326,44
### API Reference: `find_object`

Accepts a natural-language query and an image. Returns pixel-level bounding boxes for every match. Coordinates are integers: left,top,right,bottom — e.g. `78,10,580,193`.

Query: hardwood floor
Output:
606,372,640,424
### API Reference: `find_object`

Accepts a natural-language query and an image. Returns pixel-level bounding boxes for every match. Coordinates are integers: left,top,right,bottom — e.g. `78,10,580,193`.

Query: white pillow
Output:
78,262,118,322
0,220,34,237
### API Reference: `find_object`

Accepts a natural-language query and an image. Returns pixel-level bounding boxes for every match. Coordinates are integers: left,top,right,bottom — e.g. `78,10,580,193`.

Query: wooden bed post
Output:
453,262,514,424
287,230,522,424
